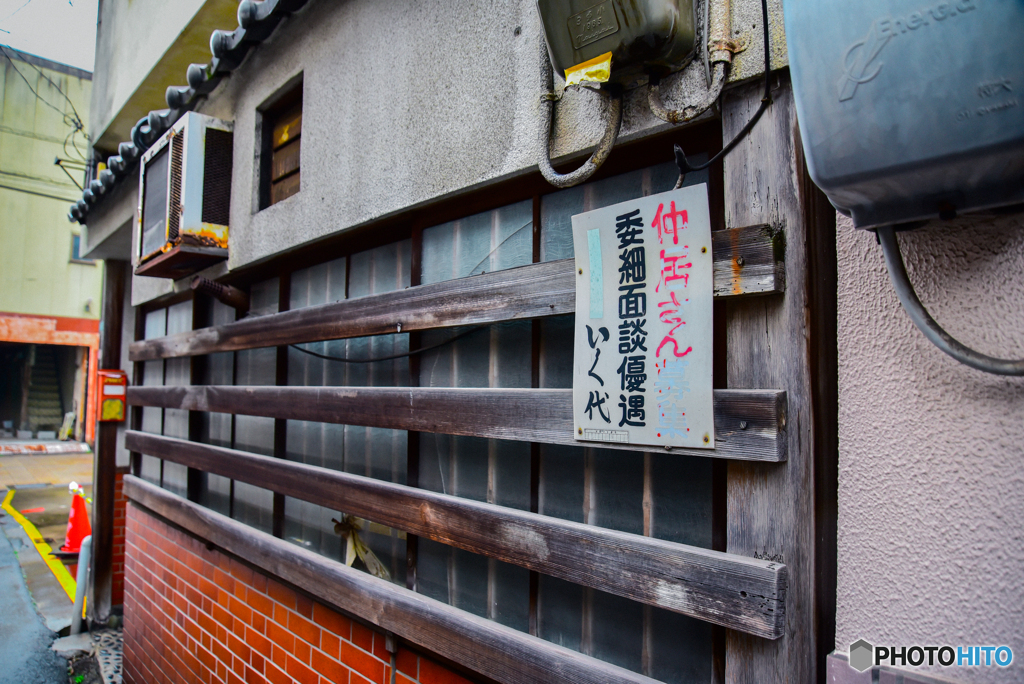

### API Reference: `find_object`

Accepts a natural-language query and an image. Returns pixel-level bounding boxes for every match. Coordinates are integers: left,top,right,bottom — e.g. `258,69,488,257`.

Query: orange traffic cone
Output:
60,482,92,554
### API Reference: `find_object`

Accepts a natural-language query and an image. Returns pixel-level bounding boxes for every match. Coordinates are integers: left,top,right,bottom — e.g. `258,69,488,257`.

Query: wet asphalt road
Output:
0,506,67,684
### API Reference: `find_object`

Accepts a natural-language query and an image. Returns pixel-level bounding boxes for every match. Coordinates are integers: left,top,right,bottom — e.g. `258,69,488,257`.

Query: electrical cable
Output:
0,44,87,150
538,42,623,189
290,326,487,364
876,225,1024,376
673,0,772,179
16,48,87,128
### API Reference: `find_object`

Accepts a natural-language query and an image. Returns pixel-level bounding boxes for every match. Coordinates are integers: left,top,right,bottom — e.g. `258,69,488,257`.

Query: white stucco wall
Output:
835,213,1024,682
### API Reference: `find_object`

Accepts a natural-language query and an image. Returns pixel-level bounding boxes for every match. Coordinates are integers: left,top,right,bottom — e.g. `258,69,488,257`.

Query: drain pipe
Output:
648,0,737,124
191,277,250,314
71,535,92,635
538,43,623,189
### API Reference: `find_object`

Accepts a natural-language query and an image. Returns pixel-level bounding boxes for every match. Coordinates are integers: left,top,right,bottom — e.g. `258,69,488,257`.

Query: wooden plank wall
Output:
127,385,787,462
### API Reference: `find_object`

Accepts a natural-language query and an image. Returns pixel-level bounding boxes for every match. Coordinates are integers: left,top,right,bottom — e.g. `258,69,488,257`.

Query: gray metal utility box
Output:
784,0,1024,228
537,0,697,87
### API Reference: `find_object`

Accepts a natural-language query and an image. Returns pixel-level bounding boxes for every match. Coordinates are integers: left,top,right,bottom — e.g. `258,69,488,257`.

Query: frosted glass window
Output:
198,301,235,515
140,309,165,437
139,309,165,487
416,199,532,634
231,278,279,532
233,481,273,534
540,160,706,262
421,200,532,285
417,539,528,632
283,497,342,561
286,249,408,572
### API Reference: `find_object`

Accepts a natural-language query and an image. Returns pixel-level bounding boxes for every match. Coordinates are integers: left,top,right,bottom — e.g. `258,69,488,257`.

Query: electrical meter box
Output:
136,112,234,279
537,0,697,87
785,0,1024,229
97,370,127,423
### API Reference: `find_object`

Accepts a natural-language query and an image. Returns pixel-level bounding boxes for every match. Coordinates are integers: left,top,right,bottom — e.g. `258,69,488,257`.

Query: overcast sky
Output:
0,0,98,72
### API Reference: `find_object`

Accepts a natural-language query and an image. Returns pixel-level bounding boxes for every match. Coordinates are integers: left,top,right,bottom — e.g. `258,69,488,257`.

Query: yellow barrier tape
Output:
1,490,77,602
565,52,612,86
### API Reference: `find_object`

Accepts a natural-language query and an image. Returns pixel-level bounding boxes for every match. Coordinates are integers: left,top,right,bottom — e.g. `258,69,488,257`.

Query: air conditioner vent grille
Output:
167,134,184,241
202,129,233,227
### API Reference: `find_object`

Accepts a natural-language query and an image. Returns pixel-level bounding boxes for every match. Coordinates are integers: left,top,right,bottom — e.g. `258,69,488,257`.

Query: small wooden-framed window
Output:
70,232,96,265
261,84,302,208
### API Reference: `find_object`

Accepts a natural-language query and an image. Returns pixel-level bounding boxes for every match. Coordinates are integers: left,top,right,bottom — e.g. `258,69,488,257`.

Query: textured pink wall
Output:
835,213,1024,682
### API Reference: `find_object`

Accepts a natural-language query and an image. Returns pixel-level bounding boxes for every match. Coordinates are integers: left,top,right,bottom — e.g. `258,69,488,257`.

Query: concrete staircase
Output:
25,348,64,434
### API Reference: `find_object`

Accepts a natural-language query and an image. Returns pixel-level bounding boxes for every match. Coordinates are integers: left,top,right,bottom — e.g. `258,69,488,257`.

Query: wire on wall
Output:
877,225,1024,376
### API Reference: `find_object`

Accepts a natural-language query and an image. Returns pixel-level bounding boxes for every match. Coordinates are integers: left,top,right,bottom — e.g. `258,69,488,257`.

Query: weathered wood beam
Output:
125,432,787,638
128,226,783,362
123,476,661,684
126,385,787,462
722,76,829,683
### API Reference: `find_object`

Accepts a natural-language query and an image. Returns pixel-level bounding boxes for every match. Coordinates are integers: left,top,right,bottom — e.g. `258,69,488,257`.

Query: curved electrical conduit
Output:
649,61,727,125
648,0,736,125
877,226,1024,376
538,47,623,189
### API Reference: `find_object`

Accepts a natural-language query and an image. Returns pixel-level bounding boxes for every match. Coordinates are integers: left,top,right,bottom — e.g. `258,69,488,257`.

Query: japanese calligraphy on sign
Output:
572,184,715,449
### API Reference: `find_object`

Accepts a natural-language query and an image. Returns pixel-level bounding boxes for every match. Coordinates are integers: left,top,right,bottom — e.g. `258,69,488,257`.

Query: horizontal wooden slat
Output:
127,386,787,462
129,258,575,362
124,476,662,684
711,224,785,297
271,138,300,181
128,226,783,362
125,436,787,638
271,169,300,204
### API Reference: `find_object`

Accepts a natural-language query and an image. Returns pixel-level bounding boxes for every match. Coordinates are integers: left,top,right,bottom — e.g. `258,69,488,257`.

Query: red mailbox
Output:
97,370,128,422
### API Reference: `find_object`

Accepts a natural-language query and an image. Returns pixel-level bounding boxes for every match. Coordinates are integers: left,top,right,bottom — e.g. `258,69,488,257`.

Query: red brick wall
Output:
112,469,128,606
124,502,475,684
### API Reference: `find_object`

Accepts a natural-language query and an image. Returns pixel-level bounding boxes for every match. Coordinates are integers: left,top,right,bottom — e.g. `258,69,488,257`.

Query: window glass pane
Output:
538,575,582,651
650,453,712,548
416,202,532,632
649,607,713,683
416,539,527,631
139,455,161,486
590,590,643,672
162,462,188,498
540,160,705,262
198,474,231,516
233,482,274,535
283,497,342,560
285,250,408,575
140,309,165,436
421,200,532,285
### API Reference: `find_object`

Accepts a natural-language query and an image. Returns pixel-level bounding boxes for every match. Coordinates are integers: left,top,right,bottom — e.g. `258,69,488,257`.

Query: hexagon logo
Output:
849,639,874,672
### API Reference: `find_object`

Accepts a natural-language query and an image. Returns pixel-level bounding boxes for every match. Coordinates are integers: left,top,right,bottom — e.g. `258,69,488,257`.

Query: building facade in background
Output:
0,47,99,443
77,1,1023,684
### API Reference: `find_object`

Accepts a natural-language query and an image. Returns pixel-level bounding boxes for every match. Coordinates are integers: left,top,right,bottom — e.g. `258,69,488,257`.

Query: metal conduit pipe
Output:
538,45,623,189
649,0,734,124
877,226,1024,376
191,276,250,313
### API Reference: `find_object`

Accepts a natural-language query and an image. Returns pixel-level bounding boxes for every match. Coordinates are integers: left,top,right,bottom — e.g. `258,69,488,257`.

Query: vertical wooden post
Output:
272,275,291,539
91,259,127,626
722,75,834,684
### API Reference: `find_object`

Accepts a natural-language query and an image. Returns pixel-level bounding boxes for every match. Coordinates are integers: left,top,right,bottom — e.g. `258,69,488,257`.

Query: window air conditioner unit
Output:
136,112,234,279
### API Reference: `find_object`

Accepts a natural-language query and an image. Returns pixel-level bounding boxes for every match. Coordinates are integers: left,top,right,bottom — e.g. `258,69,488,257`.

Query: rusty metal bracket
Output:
709,37,748,55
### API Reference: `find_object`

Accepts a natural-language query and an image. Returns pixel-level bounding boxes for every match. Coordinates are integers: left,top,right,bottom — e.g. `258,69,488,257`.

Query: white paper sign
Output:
572,184,715,449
